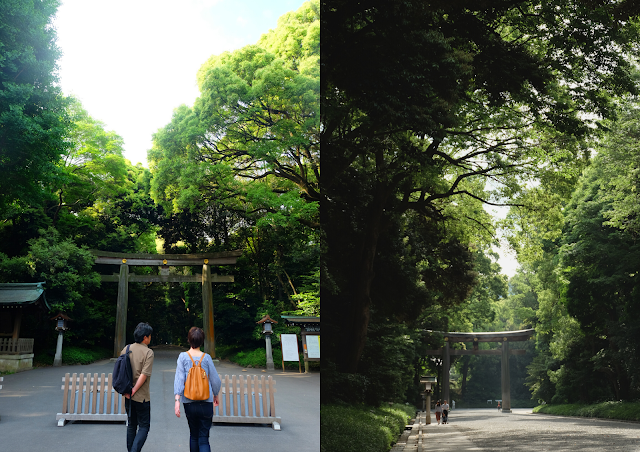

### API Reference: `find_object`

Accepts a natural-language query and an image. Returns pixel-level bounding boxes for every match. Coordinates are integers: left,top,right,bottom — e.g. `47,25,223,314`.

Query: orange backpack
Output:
184,352,210,401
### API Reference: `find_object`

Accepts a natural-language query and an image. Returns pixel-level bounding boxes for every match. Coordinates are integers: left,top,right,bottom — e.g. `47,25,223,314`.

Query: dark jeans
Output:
125,398,150,452
184,401,213,452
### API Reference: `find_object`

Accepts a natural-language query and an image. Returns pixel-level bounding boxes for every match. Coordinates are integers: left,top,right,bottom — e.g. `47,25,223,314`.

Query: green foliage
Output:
150,0,319,227
0,227,100,307
504,96,640,405
258,0,319,77
358,322,420,406
34,345,111,366
320,403,416,452
533,401,640,422
0,0,70,216
224,347,305,370
50,97,129,226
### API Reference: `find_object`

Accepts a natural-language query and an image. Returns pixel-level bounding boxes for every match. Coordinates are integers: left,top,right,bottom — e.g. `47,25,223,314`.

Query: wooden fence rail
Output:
56,372,127,426
214,374,281,430
0,338,34,354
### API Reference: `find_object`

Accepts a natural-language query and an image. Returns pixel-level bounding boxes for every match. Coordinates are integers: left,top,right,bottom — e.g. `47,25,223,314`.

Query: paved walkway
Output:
391,411,480,451
0,346,319,452
392,408,640,451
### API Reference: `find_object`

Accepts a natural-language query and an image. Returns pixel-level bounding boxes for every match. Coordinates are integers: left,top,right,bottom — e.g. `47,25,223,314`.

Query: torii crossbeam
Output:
425,329,535,413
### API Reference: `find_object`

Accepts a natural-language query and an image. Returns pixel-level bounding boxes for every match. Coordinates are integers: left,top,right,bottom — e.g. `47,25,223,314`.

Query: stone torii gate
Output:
91,250,241,358
426,329,535,413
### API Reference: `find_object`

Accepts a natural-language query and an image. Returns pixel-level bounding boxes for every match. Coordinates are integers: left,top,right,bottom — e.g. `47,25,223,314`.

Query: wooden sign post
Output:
280,334,302,373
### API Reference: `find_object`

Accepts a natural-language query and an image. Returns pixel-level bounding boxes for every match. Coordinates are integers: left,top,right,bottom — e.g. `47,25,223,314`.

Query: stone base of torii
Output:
91,250,242,358
425,329,535,413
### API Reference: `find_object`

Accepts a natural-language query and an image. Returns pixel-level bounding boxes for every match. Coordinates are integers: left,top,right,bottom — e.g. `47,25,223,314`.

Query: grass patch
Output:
321,402,417,452
533,401,640,421
34,346,112,366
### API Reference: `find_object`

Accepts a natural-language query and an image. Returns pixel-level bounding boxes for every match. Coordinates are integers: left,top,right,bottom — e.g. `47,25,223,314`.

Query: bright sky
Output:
53,0,307,167
487,205,520,278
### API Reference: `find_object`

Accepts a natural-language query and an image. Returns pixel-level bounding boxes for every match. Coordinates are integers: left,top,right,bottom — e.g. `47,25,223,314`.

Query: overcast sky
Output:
54,0,306,166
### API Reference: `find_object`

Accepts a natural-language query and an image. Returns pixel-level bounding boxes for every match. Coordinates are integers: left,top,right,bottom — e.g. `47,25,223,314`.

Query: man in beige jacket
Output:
121,322,154,452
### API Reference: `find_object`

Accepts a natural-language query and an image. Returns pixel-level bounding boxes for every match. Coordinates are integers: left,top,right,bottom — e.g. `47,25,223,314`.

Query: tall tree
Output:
150,0,319,228
0,0,69,216
322,0,640,373
50,98,128,226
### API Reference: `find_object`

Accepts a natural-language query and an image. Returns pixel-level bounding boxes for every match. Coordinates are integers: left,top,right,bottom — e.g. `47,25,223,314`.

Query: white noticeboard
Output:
306,335,320,359
281,334,300,362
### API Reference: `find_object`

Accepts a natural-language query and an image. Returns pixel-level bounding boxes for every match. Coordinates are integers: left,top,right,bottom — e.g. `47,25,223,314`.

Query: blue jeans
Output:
184,401,213,452
125,398,150,452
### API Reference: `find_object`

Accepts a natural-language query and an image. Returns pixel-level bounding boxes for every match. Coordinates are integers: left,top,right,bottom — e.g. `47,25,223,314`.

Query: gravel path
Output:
436,408,640,451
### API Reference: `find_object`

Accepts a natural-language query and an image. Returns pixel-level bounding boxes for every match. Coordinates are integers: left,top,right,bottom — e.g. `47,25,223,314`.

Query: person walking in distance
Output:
122,322,154,452
435,400,442,425
174,327,222,452
442,400,450,424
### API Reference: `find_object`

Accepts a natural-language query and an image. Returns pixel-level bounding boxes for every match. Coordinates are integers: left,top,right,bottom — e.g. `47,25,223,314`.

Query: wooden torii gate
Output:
91,250,242,358
426,329,535,413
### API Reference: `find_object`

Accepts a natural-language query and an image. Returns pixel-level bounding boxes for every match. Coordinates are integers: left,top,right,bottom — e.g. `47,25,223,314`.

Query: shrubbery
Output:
34,346,111,366
321,403,416,452
533,401,640,421
220,347,319,371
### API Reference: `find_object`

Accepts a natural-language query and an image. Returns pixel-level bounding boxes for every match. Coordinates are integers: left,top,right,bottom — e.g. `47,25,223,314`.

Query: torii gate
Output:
91,250,242,358
426,329,535,413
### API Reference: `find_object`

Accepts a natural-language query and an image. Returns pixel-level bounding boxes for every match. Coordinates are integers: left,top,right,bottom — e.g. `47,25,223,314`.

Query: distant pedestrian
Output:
435,401,442,425
442,400,450,424
122,322,154,452
174,326,221,452
497,401,501,411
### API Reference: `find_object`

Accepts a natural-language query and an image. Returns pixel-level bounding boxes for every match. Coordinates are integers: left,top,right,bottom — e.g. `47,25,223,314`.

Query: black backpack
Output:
112,344,133,395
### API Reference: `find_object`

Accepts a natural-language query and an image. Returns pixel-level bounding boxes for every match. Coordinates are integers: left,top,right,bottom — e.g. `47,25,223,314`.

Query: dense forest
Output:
0,0,319,361
5,0,640,418
322,0,640,410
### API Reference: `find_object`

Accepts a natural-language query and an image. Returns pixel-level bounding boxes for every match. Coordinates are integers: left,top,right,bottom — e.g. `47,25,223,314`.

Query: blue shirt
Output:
174,351,221,403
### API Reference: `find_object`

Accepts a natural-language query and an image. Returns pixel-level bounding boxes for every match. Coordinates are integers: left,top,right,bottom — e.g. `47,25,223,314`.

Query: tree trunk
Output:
337,183,391,373
461,355,470,399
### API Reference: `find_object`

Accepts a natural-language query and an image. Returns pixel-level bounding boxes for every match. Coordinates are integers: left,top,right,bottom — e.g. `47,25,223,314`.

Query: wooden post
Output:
501,339,511,413
114,263,128,357
12,309,22,340
443,339,450,404
202,263,216,358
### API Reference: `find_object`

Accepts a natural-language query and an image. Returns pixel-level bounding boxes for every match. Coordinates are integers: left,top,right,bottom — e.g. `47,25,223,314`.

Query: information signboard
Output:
281,334,300,361
306,335,320,359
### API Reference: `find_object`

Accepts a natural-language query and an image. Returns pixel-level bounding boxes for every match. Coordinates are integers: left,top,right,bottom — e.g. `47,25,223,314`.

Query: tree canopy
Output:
0,0,70,217
321,0,640,381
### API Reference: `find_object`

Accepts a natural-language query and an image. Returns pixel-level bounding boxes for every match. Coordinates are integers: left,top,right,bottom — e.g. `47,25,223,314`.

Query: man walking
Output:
122,322,154,452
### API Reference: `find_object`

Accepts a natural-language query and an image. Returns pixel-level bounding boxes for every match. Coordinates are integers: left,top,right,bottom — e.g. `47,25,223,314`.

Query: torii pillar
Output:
202,263,215,357
501,338,511,413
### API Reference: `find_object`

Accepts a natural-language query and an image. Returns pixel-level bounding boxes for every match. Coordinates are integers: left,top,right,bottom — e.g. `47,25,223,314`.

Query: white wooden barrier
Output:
213,374,281,430
56,372,127,426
